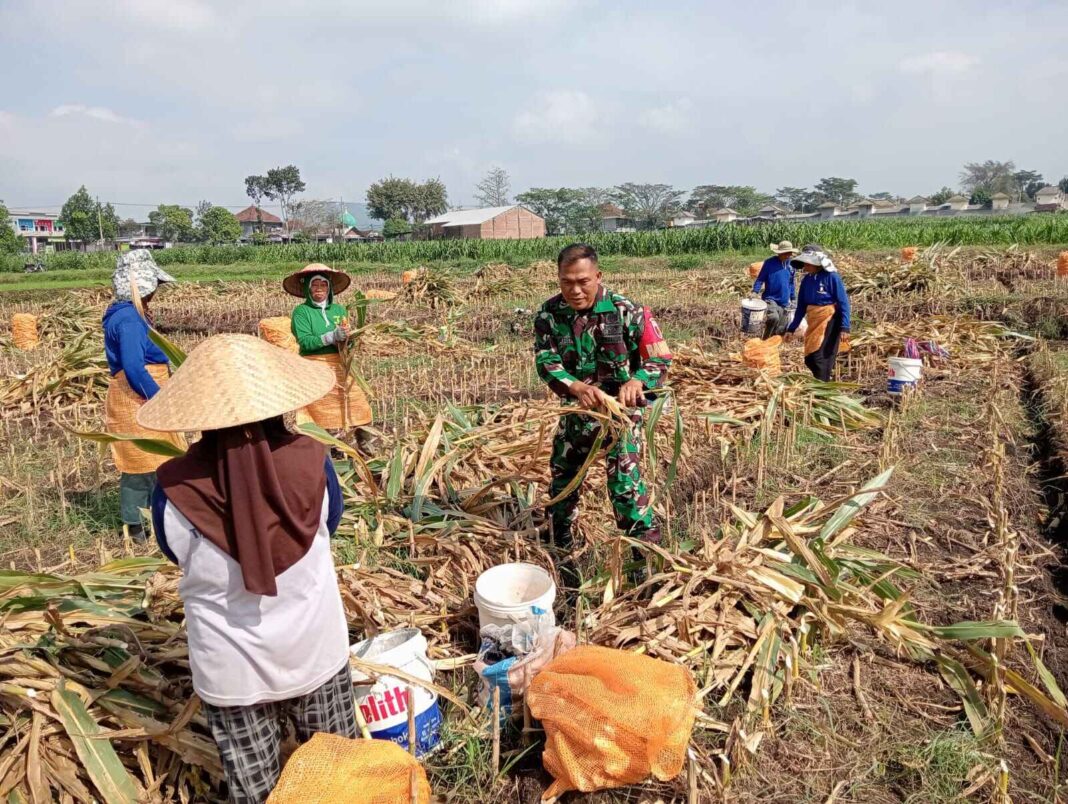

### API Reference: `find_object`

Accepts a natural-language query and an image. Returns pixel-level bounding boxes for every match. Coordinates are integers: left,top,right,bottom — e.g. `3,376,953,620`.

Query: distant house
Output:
757,204,789,218
944,195,969,212
423,205,546,240
907,196,929,215
235,206,283,239
990,192,1011,211
669,210,696,227
598,203,635,233
1034,185,1067,211
817,202,840,219
6,210,69,253
712,208,739,223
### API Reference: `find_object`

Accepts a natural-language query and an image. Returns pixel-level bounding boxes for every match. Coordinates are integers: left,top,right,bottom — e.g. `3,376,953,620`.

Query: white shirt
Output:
160,494,349,707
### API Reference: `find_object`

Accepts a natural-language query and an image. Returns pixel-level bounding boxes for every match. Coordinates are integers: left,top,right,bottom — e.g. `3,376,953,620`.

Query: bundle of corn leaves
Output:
0,333,110,418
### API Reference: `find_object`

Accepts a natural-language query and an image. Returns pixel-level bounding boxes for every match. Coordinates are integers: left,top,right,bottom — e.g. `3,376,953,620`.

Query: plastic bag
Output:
527,645,697,799
476,627,576,723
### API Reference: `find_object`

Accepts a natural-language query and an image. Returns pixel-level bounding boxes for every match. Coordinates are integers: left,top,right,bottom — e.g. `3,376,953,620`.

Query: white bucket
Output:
350,628,441,756
473,563,556,633
740,298,768,335
887,356,923,394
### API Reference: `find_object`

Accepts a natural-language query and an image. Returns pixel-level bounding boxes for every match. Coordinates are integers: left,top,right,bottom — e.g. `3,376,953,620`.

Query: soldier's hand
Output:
618,379,644,408
568,381,603,410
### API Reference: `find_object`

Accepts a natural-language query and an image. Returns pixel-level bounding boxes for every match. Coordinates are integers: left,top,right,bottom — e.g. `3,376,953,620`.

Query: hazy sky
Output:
2,0,1065,216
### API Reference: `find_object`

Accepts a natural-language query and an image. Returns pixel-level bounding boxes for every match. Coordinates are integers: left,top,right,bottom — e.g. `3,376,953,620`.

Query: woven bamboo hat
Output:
282,263,351,298
136,334,335,432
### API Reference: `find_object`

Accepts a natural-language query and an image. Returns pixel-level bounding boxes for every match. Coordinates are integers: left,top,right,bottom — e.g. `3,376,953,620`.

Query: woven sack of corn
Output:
527,645,697,799
258,317,299,353
267,734,431,804
401,268,424,285
747,261,762,279
1057,251,1068,278
11,313,39,350
900,246,918,263
740,335,782,376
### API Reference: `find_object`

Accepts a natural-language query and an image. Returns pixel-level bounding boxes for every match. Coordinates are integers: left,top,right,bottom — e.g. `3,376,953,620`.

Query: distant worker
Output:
534,243,672,579
140,334,354,804
751,240,798,338
101,249,186,541
785,245,851,381
285,263,372,437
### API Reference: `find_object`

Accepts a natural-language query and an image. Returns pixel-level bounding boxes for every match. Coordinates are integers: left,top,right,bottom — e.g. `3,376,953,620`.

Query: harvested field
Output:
1,246,1068,802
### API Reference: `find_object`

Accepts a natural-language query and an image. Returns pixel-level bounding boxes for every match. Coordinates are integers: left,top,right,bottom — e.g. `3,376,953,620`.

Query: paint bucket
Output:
740,298,768,335
474,563,556,633
350,628,441,756
887,356,923,394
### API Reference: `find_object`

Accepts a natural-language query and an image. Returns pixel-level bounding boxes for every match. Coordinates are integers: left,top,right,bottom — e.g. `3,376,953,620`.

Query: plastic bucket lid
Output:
741,298,768,311
350,627,427,667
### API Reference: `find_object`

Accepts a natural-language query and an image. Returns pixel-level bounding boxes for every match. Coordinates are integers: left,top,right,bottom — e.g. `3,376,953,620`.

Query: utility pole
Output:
95,197,104,246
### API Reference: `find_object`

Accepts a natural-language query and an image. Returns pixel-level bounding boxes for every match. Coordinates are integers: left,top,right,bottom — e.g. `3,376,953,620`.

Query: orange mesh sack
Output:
900,246,918,263
11,314,39,350
1057,251,1068,278
267,734,431,804
527,645,697,799
747,261,762,279
259,317,299,353
740,336,782,376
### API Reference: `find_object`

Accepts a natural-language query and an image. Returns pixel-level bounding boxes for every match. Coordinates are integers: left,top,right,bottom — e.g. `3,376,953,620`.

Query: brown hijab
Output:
157,418,327,596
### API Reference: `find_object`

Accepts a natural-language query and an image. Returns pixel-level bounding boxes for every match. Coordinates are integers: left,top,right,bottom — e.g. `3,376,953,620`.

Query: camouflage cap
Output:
112,249,176,301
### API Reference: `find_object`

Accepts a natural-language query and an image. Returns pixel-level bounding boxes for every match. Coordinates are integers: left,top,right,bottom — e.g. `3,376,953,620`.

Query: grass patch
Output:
883,729,992,803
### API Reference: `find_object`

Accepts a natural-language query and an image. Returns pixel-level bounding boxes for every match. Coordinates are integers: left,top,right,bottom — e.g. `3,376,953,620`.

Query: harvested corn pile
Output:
848,316,1030,362
472,263,539,298
258,316,298,352
10,314,38,350
0,333,109,417
403,267,455,308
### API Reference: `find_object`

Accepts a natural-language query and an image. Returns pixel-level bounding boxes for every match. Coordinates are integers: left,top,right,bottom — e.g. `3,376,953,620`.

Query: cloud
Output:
50,105,144,127
638,98,693,136
512,90,601,146
898,51,979,75
113,0,216,32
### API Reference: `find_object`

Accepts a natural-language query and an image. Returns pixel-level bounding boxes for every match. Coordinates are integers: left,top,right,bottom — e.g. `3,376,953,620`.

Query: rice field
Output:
1,245,1067,802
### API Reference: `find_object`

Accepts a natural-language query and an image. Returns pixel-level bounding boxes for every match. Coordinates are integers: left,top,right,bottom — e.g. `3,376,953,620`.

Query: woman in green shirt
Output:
285,264,372,430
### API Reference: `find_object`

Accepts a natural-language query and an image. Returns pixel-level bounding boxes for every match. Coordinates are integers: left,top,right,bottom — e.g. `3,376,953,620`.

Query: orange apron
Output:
300,352,372,430
803,305,836,356
104,364,187,474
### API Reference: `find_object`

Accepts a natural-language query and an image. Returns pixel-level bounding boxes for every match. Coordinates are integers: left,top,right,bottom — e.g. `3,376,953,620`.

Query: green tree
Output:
366,177,448,224
260,165,306,231
197,206,242,244
1059,177,1068,194
959,160,1016,196
0,202,21,254
244,175,269,233
969,188,992,207
1012,170,1044,201
60,186,117,242
928,186,955,205
515,187,599,235
812,177,860,206
148,204,195,242
613,183,684,229
383,217,413,238
688,185,773,217
775,186,817,213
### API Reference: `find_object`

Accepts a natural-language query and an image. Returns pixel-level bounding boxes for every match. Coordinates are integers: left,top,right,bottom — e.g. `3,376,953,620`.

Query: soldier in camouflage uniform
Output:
534,243,672,549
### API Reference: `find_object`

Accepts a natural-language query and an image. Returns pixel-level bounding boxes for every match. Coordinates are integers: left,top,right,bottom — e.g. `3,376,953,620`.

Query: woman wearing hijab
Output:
285,263,371,432
139,334,353,804
102,249,186,541
785,245,852,381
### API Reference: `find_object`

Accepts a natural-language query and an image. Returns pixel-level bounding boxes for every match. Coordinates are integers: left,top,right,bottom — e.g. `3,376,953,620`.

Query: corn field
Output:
5,214,1068,272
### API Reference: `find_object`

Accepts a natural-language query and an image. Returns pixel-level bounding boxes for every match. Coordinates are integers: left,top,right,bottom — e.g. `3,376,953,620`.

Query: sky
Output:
1,0,1066,218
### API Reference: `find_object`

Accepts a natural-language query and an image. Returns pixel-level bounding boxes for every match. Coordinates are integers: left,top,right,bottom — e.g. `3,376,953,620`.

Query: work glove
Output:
320,328,348,346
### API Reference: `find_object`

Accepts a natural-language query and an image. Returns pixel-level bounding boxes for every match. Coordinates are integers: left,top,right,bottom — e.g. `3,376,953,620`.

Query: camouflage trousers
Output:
547,410,660,546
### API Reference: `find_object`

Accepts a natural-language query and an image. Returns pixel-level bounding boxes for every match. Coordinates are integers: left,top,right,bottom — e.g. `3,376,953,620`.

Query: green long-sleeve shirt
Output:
291,300,348,356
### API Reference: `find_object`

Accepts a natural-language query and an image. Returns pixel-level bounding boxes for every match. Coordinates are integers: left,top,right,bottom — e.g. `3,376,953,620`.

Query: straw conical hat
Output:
282,263,351,298
137,334,335,432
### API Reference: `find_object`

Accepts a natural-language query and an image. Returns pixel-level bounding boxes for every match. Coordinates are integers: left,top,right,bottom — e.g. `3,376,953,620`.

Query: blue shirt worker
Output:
786,245,852,381
101,249,186,541
752,240,799,338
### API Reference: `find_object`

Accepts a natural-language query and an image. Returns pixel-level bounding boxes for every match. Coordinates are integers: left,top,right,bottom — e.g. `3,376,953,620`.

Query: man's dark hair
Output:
557,243,598,270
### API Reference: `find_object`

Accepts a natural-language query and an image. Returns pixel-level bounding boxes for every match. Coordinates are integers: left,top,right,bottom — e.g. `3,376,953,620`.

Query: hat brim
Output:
791,254,822,268
770,244,798,254
282,268,352,298
136,334,336,432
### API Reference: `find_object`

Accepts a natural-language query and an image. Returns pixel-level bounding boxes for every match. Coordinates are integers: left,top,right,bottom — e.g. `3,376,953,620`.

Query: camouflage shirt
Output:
533,286,671,398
